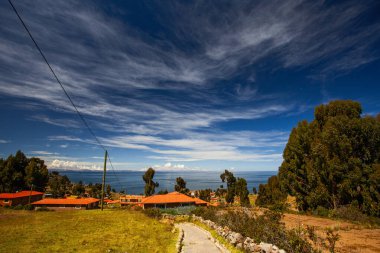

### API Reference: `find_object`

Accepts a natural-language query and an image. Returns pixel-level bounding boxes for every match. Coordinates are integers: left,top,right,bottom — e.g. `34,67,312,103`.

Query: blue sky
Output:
0,0,379,171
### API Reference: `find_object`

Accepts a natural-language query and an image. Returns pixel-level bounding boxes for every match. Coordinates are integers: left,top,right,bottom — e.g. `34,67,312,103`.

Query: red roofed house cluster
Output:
0,191,44,207
0,190,210,211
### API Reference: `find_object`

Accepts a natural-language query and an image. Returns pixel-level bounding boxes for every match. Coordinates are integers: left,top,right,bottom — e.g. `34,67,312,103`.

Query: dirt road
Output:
177,223,229,253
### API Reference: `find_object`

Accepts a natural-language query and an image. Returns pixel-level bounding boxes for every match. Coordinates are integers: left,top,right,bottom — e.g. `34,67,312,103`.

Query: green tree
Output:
279,100,380,216
25,158,49,191
0,151,49,193
220,170,236,204
142,168,159,196
174,177,189,194
72,181,85,196
48,171,71,197
198,189,212,202
235,177,250,206
256,175,287,208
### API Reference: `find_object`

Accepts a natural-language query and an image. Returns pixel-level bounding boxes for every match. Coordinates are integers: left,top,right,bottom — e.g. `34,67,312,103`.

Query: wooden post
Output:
101,150,107,211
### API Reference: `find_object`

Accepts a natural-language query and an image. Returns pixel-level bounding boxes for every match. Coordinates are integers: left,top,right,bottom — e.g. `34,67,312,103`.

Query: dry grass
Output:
283,213,380,253
0,208,177,253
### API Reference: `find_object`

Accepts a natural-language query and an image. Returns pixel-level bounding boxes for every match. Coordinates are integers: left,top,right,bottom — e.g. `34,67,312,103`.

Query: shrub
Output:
313,206,330,217
330,205,380,226
23,204,34,210
131,205,142,211
192,207,319,253
325,228,340,253
36,206,52,212
13,205,24,210
191,207,217,221
143,208,161,219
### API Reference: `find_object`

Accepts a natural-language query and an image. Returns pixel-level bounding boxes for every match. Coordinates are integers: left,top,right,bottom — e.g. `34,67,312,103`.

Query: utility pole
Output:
101,150,107,211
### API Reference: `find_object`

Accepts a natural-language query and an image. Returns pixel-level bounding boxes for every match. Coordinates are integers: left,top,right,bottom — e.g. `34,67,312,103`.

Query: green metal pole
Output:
101,150,107,211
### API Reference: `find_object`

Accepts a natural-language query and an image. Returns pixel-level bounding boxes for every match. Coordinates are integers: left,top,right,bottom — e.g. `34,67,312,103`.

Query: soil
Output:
283,213,380,253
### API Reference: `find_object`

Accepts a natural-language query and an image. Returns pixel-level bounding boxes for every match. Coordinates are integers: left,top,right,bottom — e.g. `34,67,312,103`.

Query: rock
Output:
227,232,237,245
235,233,244,243
243,237,253,247
236,242,243,249
259,242,273,253
246,243,258,252
271,245,279,253
227,232,244,245
279,250,286,253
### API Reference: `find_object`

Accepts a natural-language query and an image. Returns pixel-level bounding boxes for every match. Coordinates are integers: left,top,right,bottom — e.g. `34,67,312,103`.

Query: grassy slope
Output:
0,208,177,253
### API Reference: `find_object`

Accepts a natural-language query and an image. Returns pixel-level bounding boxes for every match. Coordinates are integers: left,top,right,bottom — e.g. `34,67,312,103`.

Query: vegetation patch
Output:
191,206,339,253
0,208,177,253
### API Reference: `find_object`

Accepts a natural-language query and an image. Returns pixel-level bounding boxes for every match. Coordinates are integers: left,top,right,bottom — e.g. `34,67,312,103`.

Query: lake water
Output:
55,170,277,195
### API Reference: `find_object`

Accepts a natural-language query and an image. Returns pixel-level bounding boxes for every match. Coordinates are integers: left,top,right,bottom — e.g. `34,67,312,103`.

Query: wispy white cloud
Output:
148,162,190,171
0,139,10,144
29,150,59,156
1,0,378,168
48,159,102,171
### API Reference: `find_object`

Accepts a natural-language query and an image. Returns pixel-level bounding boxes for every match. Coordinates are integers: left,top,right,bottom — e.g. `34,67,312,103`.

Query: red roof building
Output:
120,195,144,206
141,192,209,209
32,198,100,210
0,191,44,207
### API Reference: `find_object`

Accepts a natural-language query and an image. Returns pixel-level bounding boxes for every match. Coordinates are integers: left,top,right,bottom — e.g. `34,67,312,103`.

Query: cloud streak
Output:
1,0,378,169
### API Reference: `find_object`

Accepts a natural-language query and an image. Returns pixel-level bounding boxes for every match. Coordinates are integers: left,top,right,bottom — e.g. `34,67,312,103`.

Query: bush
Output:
36,206,52,212
191,207,217,221
161,206,195,215
330,205,380,226
143,208,161,219
313,206,330,217
192,207,318,253
23,204,34,210
131,205,142,211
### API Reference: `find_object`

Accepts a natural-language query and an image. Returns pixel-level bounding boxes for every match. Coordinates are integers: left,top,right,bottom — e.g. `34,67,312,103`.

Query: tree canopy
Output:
0,150,49,192
220,169,236,203
220,169,250,206
142,168,159,196
278,100,380,216
174,177,189,194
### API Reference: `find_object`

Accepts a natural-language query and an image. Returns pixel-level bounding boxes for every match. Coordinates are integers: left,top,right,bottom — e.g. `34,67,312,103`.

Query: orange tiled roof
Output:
142,191,196,204
32,198,99,205
107,200,120,204
0,191,44,199
193,197,208,205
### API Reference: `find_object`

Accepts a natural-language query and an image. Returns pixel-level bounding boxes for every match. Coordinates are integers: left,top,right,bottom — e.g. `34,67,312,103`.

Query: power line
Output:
107,153,126,192
8,0,105,151
8,0,125,190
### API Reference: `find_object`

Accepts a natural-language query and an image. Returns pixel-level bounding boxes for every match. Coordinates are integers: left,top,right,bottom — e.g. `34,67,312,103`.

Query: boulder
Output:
228,232,244,245
271,245,279,253
259,242,273,253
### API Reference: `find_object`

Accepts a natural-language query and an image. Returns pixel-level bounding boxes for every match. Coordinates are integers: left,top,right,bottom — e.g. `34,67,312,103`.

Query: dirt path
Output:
177,223,229,253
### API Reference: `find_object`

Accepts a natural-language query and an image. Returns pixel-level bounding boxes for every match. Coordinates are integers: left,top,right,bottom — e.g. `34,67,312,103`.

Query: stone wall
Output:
192,215,287,253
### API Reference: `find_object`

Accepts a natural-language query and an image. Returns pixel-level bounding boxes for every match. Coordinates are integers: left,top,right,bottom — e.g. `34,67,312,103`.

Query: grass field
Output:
0,208,178,253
